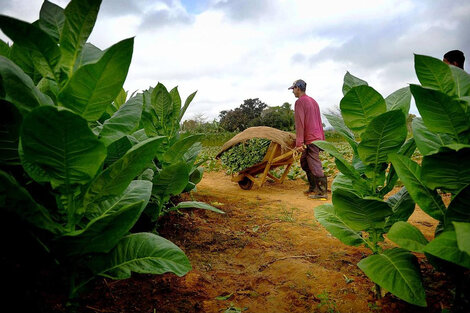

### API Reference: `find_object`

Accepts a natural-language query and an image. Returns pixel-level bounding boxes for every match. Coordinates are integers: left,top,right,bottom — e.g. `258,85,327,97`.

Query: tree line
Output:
182,98,295,132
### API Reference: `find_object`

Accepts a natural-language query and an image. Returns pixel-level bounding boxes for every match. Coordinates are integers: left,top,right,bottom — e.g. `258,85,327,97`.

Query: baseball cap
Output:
288,79,306,90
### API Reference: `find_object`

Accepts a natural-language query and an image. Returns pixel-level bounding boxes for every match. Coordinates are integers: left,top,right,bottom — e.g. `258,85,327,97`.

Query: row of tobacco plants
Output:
0,0,222,299
315,55,470,310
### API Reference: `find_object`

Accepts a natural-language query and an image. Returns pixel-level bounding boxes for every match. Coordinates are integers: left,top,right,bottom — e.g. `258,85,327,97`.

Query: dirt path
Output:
81,171,450,313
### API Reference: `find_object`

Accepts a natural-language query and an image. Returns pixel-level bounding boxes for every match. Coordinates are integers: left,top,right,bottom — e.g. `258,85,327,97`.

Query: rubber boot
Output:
309,176,328,200
303,172,319,195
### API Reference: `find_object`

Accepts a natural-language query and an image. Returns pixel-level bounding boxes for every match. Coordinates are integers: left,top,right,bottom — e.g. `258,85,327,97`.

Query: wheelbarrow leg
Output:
258,144,278,187
279,163,293,183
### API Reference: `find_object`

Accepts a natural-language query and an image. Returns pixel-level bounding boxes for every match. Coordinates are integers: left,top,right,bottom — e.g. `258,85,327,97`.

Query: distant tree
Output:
181,119,198,132
219,98,267,131
256,102,294,131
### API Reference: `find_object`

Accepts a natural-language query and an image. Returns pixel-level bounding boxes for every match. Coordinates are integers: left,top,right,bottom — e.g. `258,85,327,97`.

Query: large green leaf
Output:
86,180,152,219
314,204,366,246
0,56,53,114
58,38,134,121
453,222,470,255
389,153,446,221
358,110,407,166
140,88,158,137
385,87,411,116
38,0,65,43
172,201,225,214
410,85,469,138
185,166,203,192
89,232,191,279
0,100,21,165
412,118,454,156
183,141,203,166
58,0,101,77
162,134,204,164
342,71,368,96
9,43,43,84
99,93,143,146
21,106,106,188
450,66,470,98
169,86,181,131
152,161,189,198
151,83,172,135
74,43,104,70
424,231,470,268
60,196,148,256
0,15,60,80
358,248,426,307
83,136,165,207
446,185,470,223
179,90,197,122
331,173,371,198
324,113,358,154
103,135,133,167
340,85,386,137
384,187,415,232
387,222,428,253
421,147,470,193
0,38,9,57
414,54,455,95
332,188,392,231
0,170,63,234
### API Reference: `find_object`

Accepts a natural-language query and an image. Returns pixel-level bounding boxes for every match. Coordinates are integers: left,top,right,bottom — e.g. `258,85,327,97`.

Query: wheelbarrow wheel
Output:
238,177,254,190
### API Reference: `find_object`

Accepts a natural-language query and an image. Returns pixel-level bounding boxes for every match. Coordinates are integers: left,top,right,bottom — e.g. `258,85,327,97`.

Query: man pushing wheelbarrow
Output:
288,79,328,200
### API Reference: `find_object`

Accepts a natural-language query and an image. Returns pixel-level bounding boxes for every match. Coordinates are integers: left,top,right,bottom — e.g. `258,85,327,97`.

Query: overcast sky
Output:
1,0,469,122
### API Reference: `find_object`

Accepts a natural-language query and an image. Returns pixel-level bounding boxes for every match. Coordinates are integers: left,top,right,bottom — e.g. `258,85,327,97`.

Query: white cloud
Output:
1,0,469,123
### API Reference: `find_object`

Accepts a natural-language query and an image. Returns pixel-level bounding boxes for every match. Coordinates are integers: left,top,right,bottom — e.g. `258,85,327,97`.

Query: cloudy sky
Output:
1,0,469,122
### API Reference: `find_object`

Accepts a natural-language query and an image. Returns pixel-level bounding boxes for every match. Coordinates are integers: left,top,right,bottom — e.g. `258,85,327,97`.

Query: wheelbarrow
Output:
216,126,298,190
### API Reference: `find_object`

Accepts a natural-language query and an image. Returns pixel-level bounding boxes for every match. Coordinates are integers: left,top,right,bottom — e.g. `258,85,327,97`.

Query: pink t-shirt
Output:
294,94,325,147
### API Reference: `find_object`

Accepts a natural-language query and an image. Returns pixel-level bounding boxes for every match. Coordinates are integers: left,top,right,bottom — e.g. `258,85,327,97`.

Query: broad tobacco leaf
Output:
20,106,106,188
358,248,426,307
340,85,386,137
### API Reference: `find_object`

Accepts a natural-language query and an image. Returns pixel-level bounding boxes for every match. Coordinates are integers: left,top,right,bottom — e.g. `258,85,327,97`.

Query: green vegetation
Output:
0,0,221,298
220,138,271,173
217,98,294,132
388,55,470,311
314,56,470,309
314,70,422,306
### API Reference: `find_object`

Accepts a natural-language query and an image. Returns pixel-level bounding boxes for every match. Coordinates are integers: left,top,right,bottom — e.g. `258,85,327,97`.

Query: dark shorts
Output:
300,143,324,177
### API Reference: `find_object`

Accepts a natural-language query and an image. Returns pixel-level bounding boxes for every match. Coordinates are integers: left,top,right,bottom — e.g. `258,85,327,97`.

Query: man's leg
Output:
300,149,318,194
304,144,328,199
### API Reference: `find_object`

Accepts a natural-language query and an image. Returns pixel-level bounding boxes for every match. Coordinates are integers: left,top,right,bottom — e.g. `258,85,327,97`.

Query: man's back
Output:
294,94,324,147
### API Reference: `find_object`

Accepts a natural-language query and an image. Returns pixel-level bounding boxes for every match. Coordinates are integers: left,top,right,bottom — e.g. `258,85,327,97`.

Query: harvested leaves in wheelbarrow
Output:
220,138,271,173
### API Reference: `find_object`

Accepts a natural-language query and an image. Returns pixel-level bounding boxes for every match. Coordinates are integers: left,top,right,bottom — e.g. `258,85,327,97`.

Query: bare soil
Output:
74,171,455,313
17,171,457,313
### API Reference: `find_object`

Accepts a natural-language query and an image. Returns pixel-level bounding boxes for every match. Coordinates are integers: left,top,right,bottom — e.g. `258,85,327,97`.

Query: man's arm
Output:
294,100,305,148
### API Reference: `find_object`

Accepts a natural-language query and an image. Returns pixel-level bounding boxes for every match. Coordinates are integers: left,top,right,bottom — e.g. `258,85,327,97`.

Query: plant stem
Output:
375,283,382,299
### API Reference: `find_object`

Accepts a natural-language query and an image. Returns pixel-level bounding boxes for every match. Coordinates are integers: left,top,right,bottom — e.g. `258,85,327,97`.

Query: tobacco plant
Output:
314,72,426,306
0,0,214,297
135,84,223,221
388,55,470,310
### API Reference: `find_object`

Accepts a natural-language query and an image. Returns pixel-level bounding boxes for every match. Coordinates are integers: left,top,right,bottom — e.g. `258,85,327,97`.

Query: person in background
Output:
443,50,465,69
288,79,327,200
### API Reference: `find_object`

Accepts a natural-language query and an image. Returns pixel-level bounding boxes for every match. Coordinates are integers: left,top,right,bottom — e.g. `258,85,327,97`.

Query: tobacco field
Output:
0,1,469,312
